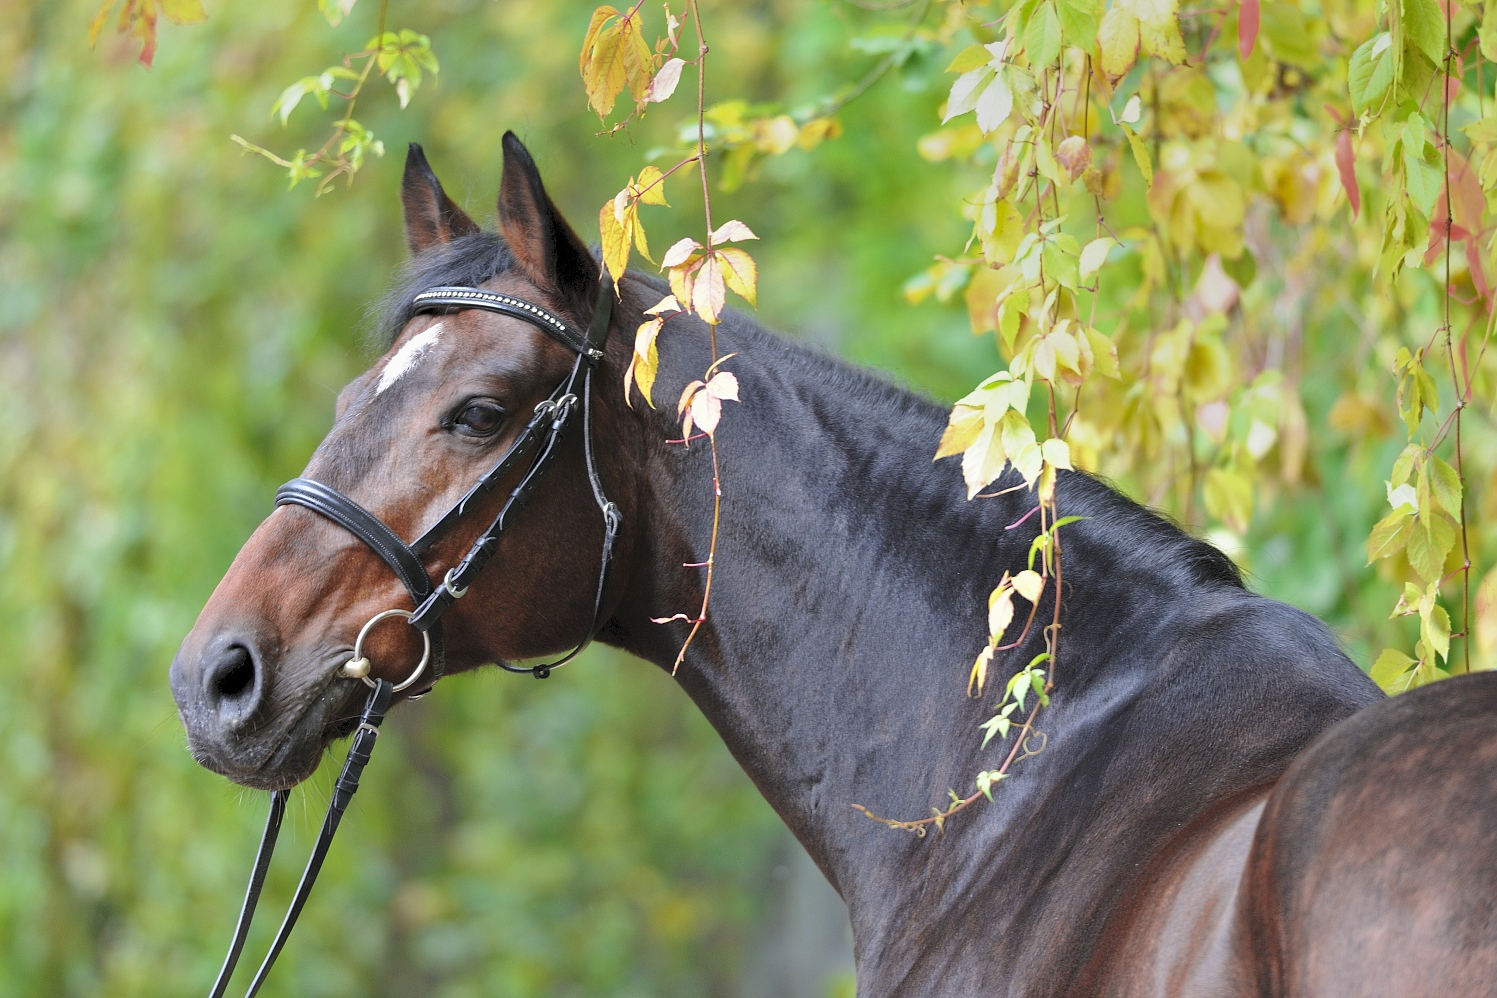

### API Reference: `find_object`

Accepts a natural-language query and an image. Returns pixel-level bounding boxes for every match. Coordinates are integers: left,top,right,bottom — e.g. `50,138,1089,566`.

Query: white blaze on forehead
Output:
376,322,444,394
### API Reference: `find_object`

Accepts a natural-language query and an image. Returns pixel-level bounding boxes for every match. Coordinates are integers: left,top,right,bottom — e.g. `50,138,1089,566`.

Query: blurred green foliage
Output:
6,0,1485,992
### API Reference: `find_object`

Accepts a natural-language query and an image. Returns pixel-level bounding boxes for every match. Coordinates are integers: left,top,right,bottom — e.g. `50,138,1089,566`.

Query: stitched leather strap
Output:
275,479,434,605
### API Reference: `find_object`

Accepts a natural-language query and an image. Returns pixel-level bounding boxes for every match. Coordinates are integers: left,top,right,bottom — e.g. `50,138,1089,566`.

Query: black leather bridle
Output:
207,274,620,998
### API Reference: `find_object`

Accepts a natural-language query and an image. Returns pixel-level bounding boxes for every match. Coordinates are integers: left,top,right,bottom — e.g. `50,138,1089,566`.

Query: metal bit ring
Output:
341,608,430,692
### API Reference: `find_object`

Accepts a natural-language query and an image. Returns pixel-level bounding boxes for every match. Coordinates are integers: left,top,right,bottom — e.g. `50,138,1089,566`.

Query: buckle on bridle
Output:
443,567,469,600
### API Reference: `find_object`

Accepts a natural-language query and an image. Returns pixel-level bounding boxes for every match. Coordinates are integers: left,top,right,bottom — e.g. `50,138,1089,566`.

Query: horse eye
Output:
452,400,505,437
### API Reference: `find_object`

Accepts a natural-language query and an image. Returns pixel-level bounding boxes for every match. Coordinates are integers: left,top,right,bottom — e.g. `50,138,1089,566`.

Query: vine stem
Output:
1441,13,1472,673
852,702,1045,833
311,0,389,194
669,0,723,673
671,435,722,674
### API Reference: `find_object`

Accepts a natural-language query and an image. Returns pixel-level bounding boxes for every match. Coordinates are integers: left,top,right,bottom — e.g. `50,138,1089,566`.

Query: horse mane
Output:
368,230,1244,595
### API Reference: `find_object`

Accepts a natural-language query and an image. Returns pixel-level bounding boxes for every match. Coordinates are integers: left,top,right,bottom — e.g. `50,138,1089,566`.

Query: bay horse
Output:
171,134,1497,996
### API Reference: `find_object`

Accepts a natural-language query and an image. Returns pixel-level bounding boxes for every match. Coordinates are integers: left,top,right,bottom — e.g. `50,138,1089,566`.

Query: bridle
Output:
206,273,620,997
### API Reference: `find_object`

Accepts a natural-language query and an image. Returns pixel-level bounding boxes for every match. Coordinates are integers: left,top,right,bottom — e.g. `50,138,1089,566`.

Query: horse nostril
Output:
216,646,256,700
205,642,261,723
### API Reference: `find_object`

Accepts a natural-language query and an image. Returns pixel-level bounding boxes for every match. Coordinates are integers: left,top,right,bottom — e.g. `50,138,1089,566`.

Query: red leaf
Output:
1467,239,1491,304
1448,149,1483,233
1335,129,1360,218
1238,0,1259,61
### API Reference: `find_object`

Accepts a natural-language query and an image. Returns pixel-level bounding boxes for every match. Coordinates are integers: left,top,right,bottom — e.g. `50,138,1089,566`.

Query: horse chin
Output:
188,676,369,791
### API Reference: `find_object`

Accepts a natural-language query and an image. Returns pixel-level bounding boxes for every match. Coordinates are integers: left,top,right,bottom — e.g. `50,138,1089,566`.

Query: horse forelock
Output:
367,230,517,351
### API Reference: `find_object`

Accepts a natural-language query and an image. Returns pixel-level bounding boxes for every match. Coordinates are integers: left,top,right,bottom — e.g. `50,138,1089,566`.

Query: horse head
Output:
170,134,634,790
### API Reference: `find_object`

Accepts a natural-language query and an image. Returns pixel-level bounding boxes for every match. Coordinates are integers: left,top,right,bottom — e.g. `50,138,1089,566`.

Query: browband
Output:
412,286,609,361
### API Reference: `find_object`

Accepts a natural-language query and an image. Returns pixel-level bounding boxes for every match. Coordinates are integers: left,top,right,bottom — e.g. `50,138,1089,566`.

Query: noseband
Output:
207,274,620,997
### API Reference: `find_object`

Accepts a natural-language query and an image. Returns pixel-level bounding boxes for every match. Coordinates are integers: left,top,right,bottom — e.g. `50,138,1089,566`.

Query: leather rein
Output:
207,275,619,997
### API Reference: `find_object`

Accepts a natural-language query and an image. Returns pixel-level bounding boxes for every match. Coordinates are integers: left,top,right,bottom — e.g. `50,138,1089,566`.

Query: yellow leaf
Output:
717,248,758,308
578,5,619,74
1098,6,1141,77
1122,125,1153,186
668,265,694,312
970,645,996,696
796,117,842,150
965,266,1016,335
631,212,652,264
87,0,113,48
1041,437,1073,471
620,11,655,102
625,317,663,408
584,22,629,118
1123,0,1186,64
988,583,1015,642
1084,327,1120,379
936,404,984,460
635,164,668,206
598,197,632,284
160,0,206,24
962,421,1008,498
1012,569,1044,604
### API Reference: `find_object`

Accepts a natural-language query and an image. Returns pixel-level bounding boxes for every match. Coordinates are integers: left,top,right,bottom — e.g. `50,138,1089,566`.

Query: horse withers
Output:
171,134,1497,996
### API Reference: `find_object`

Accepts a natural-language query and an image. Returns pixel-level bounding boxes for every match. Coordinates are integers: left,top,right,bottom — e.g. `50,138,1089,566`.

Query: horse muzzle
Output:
170,629,361,790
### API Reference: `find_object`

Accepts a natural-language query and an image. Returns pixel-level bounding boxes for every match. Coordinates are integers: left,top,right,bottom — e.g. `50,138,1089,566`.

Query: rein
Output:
207,274,619,997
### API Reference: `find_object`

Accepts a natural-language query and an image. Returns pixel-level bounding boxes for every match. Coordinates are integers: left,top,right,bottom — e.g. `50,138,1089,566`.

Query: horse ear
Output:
401,143,480,256
497,132,597,308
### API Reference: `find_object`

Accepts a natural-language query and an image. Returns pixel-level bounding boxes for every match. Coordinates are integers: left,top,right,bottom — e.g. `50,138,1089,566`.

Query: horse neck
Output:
600,300,1042,914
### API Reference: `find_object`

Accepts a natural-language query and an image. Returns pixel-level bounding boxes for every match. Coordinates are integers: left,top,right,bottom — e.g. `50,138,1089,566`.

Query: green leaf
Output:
1079,237,1116,282
946,43,991,73
1055,0,1102,45
1369,647,1416,691
1122,125,1153,185
1406,512,1454,583
1401,0,1445,66
1421,600,1452,662
1042,233,1081,290
1348,33,1395,117
1084,327,1120,378
1025,2,1063,69
1483,0,1497,61
1366,507,1415,563
1429,455,1463,517
1401,120,1441,217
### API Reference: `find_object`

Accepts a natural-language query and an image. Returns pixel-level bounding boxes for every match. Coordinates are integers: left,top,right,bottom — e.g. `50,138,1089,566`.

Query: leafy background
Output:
4,0,1496,993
